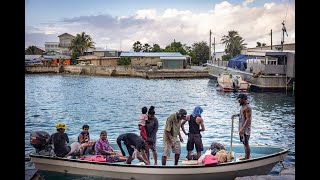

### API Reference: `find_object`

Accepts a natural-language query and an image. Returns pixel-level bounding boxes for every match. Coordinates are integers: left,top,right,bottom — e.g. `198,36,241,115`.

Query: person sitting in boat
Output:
181,106,205,160
117,133,149,165
48,123,81,157
78,124,95,155
94,130,127,163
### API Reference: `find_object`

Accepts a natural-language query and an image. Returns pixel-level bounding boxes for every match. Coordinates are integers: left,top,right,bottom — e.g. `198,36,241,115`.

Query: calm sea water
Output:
25,74,295,179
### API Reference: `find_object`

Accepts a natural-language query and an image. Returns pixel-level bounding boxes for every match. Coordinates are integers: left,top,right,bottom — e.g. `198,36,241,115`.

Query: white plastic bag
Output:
198,149,212,164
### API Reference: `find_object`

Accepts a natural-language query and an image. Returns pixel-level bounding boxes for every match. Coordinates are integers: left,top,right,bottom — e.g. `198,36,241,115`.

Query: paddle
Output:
230,116,234,153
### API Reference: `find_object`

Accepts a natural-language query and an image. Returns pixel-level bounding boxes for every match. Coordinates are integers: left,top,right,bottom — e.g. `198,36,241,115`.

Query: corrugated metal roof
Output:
25,55,42,60
43,55,71,59
160,56,186,60
120,52,183,57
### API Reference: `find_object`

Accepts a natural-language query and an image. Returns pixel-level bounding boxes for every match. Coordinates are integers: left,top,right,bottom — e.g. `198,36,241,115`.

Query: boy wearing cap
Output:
232,94,252,160
162,109,187,165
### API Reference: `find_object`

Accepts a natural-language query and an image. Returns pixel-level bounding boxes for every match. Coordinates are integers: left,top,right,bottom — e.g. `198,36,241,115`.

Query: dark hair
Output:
148,106,155,115
82,125,89,129
100,130,107,135
142,107,148,114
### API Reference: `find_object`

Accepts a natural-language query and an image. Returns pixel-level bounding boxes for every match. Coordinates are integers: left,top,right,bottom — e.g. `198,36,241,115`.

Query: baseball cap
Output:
179,109,187,117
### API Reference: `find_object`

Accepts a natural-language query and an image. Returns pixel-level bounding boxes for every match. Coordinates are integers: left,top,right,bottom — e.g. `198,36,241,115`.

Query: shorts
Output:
240,134,250,145
162,137,181,157
186,133,203,152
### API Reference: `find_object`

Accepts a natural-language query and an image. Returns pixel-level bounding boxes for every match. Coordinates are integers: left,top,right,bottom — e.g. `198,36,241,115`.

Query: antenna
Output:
281,20,288,51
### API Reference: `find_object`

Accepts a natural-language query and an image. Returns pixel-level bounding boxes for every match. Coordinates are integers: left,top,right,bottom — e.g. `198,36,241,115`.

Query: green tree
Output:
222,54,232,61
25,46,38,55
118,57,131,65
69,32,95,58
221,30,247,58
164,40,187,55
256,42,262,47
190,41,209,65
133,41,142,52
142,43,152,52
151,43,162,52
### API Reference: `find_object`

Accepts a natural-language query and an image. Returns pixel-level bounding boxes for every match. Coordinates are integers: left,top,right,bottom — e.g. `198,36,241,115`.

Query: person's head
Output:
148,106,155,119
142,107,148,114
56,123,67,132
82,125,89,132
178,109,187,120
192,106,203,117
236,94,248,106
100,130,107,140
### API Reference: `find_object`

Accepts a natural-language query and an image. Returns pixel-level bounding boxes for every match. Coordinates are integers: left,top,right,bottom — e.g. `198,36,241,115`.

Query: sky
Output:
25,0,295,52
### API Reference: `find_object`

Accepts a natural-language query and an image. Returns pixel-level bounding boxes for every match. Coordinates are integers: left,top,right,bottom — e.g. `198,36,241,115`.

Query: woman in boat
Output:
49,123,81,157
144,106,158,165
94,130,127,163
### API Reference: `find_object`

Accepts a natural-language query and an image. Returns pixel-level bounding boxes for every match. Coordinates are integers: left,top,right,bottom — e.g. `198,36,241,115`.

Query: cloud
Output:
25,1,295,52
243,0,255,7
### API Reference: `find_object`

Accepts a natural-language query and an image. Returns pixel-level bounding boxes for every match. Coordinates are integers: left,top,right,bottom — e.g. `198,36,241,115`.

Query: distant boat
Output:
217,72,250,91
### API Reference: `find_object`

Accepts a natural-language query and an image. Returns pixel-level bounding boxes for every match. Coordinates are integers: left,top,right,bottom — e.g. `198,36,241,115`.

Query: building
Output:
58,33,75,56
77,55,119,66
120,52,187,69
93,48,121,57
44,42,60,55
241,43,295,54
25,46,45,55
42,55,71,65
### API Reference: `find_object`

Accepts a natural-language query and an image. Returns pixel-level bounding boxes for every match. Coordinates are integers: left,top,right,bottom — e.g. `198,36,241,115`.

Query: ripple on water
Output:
25,74,295,177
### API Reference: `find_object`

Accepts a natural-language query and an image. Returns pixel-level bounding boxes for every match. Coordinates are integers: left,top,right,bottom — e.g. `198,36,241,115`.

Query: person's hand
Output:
169,141,174,147
179,136,184,143
239,128,244,135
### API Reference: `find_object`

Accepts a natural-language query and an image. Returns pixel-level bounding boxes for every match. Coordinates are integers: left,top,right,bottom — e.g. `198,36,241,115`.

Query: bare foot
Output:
239,157,249,160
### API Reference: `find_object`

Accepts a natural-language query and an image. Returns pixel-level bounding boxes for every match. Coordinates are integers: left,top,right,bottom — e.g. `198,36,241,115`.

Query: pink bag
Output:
203,155,218,166
80,155,106,162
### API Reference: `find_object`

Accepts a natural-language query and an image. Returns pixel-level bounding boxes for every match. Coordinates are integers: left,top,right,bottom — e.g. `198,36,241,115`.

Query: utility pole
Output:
209,30,212,63
270,29,273,50
213,37,215,61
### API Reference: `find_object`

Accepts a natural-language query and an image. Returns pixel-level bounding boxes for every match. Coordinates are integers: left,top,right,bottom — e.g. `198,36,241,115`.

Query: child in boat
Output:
138,107,148,140
78,125,95,155
95,130,128,163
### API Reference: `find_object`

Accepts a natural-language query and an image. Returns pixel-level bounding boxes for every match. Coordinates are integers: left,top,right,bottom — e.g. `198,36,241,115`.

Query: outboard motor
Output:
30,130,50,153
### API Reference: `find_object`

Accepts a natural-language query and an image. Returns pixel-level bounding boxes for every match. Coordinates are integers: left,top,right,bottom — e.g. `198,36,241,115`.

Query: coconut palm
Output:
69,32,95,57
221,30,247,58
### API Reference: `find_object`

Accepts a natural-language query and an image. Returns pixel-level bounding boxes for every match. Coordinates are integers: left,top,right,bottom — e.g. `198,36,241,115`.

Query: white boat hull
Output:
30,146,288,180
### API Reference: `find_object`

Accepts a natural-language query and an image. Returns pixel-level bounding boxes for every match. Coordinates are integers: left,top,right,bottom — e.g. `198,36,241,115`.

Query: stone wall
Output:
25,65,208,79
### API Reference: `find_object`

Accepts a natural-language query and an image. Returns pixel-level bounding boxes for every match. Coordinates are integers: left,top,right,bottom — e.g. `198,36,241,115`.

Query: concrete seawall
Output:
25,65,208,79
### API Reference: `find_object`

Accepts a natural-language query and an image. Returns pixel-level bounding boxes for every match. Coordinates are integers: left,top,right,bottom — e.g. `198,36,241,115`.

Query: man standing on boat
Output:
181,106,205,160
232,94,252,160
162,109,187,165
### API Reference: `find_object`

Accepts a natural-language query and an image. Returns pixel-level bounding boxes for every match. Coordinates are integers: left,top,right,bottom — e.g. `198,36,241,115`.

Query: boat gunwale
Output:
29,146,289,169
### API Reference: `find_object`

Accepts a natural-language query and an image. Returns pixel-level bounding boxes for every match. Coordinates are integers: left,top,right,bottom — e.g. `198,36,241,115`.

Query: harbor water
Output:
25,74,295,179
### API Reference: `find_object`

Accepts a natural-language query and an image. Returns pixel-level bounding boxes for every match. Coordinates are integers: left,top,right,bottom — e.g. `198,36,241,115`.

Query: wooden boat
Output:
29,145,288,180
217,72,250,91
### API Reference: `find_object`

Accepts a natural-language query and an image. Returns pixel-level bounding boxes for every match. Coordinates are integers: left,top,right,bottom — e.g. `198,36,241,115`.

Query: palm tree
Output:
25,46,37,55
69,32,95,57
221,30,247,58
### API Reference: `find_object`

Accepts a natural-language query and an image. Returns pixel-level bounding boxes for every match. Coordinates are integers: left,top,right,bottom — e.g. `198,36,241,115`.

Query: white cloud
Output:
25,1,295,52
243,0,255,7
